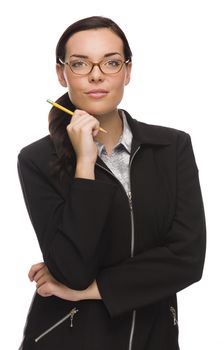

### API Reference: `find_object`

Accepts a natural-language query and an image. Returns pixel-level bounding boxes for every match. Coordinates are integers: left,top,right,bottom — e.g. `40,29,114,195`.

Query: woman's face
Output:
56,28,132,116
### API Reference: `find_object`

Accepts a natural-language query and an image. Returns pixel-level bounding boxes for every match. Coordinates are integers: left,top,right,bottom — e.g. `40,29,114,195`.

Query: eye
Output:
70,60,89,69
105,59,122,67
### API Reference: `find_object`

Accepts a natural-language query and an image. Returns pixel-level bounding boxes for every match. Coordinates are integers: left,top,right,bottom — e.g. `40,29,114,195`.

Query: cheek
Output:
66,78,86,105
111,76,126,98
114,72,127,87
66,77,83,92
108,71,125,90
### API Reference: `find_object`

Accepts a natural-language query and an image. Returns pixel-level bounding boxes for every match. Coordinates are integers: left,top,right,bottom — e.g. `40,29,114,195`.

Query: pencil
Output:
47,99,107,133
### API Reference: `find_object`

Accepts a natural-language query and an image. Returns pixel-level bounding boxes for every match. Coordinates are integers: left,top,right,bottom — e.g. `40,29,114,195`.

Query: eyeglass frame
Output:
58,57,131,75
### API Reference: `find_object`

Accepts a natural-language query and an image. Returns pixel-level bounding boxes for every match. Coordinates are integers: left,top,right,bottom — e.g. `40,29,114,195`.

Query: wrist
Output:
78,280,102,301
75,160,95,179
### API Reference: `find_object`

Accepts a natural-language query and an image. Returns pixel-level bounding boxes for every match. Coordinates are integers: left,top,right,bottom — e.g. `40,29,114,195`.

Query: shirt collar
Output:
95,110,133,156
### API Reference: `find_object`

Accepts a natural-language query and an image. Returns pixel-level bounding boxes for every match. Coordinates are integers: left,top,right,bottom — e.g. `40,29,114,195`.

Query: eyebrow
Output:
69,52,122,59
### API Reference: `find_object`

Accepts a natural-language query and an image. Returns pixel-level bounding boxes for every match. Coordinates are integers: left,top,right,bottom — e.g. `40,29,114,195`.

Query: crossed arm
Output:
19,132,206,317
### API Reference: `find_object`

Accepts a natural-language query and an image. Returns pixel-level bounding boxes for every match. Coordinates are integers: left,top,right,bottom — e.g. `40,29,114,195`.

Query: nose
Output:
88,64,104,83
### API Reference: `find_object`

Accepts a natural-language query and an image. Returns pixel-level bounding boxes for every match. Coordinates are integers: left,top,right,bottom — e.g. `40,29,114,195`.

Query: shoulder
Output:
123,110,190,146
140,121,188,138
17,135,56,173
18,135,54,161
139,121,191,148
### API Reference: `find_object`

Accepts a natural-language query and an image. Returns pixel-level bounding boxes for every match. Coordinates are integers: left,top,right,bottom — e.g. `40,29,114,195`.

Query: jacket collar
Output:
95,110,172,169
52,109,171,158
122,110,171,147
95,110,132,156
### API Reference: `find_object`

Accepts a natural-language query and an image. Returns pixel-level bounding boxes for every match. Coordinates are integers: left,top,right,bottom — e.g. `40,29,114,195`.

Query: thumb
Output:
37,284,53,297
93,128,100,137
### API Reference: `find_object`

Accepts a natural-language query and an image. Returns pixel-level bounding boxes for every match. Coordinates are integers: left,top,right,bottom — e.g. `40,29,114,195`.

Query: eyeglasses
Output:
58,57,130,75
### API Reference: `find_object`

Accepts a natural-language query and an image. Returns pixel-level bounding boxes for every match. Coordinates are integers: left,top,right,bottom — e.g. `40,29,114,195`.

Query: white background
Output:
1,0,223,349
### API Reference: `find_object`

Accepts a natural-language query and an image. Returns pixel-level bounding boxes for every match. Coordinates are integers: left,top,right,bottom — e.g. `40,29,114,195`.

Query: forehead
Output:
65,28,124,58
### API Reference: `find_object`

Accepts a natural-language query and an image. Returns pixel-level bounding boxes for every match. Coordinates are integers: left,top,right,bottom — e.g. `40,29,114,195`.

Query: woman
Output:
18,16,206,350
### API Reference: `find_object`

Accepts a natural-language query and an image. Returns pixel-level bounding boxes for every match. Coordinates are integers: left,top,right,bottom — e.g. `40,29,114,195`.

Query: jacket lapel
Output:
123,110,171,150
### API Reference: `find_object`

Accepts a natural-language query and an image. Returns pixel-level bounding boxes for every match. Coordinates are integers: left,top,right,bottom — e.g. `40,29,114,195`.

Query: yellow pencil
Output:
47,99,107,133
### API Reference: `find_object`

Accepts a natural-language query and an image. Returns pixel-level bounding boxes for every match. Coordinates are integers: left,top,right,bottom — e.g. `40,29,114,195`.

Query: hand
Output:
28,262,102,301
67,109,100,165
28,262,81,301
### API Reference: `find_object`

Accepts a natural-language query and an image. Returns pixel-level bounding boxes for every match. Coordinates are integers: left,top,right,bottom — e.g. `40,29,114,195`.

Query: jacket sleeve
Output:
17,151,116,290
96,133,206,317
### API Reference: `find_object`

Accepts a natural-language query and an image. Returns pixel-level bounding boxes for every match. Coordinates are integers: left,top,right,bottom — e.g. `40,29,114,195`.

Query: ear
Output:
125,61,132,86
56,64,67,87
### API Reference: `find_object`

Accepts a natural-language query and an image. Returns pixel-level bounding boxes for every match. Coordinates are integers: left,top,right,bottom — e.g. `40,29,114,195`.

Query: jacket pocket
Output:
35,306,79,343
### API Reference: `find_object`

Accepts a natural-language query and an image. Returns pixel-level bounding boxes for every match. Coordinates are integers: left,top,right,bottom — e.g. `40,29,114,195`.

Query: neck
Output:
94,109,123,155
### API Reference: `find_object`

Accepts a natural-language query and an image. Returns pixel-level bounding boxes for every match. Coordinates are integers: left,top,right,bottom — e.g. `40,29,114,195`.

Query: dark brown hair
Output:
49,16,132,181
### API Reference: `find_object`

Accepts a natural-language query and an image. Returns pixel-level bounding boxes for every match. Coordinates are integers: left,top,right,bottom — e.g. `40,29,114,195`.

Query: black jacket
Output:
17,111,206,350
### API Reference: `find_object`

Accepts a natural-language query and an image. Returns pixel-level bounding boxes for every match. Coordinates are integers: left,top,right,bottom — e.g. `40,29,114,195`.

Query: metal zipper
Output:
35,307,79,343
127,192,136,350
96,145,140,350
170,306,178,326
128,309,136,350
127,147,140,350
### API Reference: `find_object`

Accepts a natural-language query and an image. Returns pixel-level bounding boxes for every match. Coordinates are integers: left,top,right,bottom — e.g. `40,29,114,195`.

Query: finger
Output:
67,115,89,133
72,117,100,133
71,111,88,122
33,266,49,284
78,118,100,132
74,109,88,116
70,111,99,127
32,265,48,283
70,110,90,124
28,262,45,281
35,269,55,288
36,274,49,288
68,116,89,131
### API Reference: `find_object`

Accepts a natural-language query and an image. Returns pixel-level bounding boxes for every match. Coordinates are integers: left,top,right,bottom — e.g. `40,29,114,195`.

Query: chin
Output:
81,104,116,117
72,94,121,116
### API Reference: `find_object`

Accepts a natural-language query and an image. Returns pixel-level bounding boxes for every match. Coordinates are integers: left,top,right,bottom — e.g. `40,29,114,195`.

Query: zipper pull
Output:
170,306,178,326
70,307,79,328
35,307,79,343
128,191,133,210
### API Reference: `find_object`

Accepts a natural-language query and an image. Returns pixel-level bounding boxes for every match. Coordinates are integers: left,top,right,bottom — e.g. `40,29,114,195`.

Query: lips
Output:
86,89,109,99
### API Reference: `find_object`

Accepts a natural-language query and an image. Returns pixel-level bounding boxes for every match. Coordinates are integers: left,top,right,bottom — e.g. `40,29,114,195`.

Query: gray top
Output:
95,110,133,194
